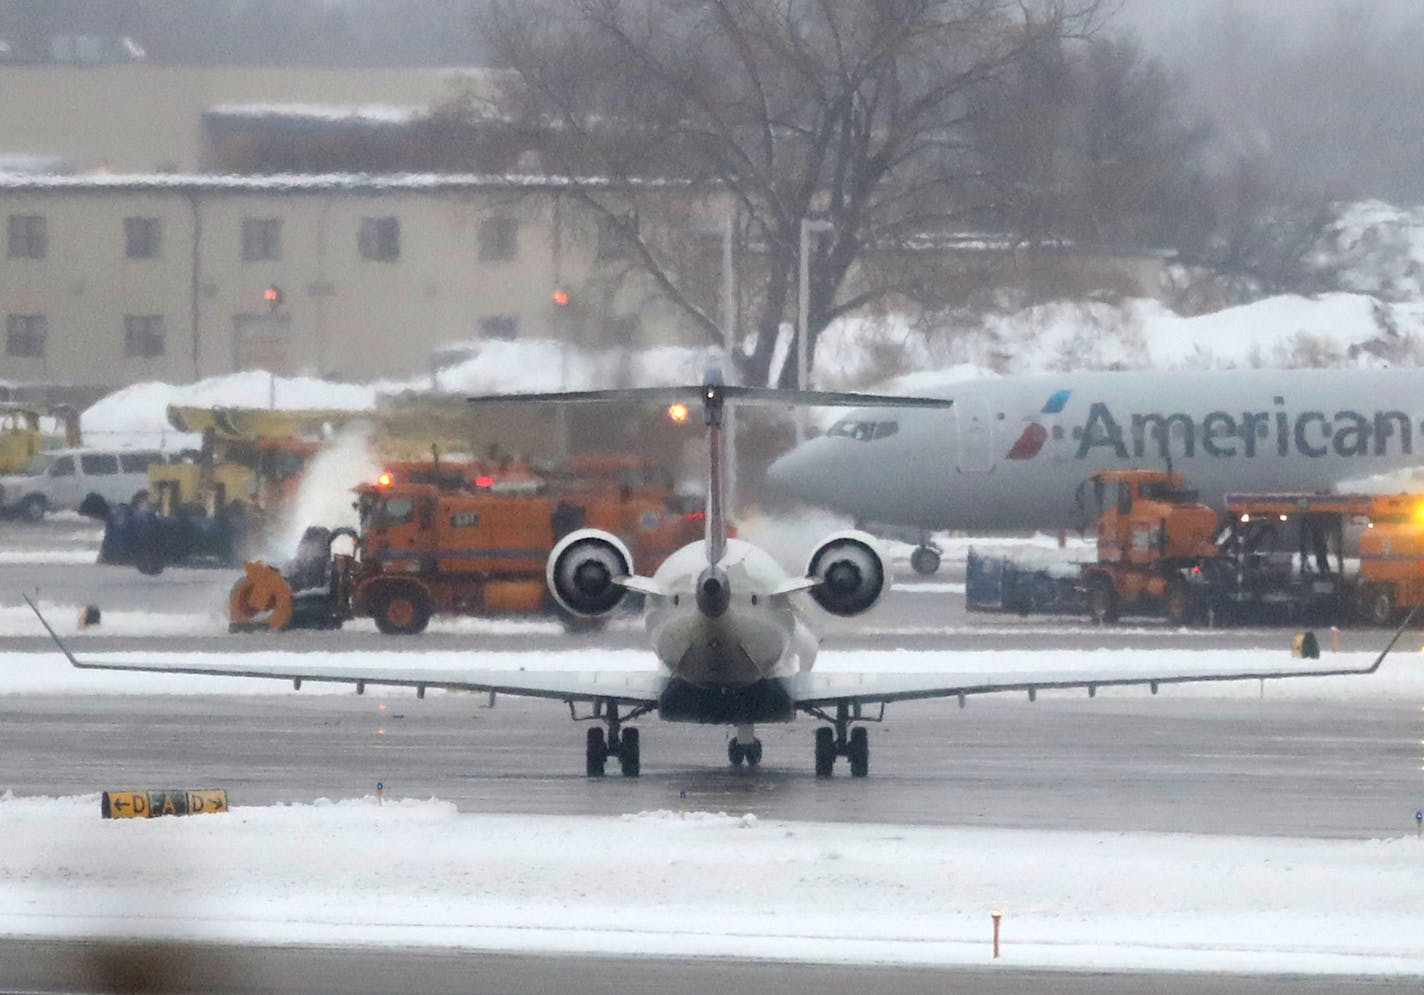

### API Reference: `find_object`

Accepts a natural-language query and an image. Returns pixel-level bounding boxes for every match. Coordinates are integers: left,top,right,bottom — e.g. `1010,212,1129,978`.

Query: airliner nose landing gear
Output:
910,541,941,576
578,699,650,777
806,701,874,777
727,725,763,767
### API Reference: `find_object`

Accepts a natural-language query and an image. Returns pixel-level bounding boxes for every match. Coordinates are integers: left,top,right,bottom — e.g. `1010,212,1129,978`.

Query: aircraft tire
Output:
910,546,941,576
745,739,763,767
1087,576,1119,625
1366,586,1396,627
1165,578,1193,627
814,727,836,777
619,727,640,777
727,739,745,767
847,727,869,778
586,727,607,777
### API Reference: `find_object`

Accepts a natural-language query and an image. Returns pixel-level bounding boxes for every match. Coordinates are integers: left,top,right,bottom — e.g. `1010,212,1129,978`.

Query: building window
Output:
358,216,400,261
5,314,47,357
242,217,282,261
124,314,165,358
478,217,519,262
480,315,518,340
124,217,161,259
596,214,637,259
7,215,46,259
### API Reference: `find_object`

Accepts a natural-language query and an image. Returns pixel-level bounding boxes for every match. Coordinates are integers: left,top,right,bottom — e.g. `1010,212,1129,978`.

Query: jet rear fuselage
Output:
645,538,817,724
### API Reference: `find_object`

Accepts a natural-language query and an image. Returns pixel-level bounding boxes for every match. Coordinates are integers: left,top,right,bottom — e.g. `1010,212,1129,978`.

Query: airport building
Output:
0,64,1170,396
0,172,719,391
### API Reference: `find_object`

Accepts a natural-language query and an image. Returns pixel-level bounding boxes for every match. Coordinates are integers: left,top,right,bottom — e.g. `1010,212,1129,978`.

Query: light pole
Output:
798,217,834,435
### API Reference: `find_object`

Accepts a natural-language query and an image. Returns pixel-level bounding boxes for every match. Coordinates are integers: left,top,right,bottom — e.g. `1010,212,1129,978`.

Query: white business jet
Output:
25,373,1415,777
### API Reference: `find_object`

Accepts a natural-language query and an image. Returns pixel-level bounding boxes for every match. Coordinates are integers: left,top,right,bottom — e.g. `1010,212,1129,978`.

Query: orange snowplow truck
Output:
348,479,556,633
1342,493,1424,625
230,458,707,634
231,478,564,635
1081,469,1219,625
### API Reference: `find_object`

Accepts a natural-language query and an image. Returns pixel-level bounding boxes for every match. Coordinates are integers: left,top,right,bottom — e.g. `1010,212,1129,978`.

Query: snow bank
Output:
80,341,725,450
1,793,1420,974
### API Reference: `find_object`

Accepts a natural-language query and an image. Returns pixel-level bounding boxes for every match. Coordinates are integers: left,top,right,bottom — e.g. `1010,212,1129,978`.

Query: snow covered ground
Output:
2,605,1421,971
1,792,1422,975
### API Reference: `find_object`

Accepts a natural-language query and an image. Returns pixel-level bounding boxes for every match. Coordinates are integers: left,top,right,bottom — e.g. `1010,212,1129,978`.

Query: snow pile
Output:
1321,200,1424,302
81,341,724,450
815,292,1424,388
82,372,378,450
1,793,1421,974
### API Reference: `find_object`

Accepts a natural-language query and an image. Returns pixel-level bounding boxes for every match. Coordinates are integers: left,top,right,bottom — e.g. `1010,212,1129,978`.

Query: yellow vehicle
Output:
0,403,79,473
100,406,332,573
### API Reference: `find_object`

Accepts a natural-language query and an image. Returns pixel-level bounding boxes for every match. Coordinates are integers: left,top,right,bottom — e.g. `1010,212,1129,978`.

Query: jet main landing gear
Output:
579,699,649,777
909,541,941,576
727,724,763,767
806,701,873,777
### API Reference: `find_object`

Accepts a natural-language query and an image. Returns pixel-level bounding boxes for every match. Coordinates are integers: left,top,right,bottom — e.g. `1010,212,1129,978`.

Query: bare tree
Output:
486,0,1106,386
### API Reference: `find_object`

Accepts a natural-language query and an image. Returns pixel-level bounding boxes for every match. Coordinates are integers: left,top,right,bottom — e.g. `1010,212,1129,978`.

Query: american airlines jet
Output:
767,368,1424,572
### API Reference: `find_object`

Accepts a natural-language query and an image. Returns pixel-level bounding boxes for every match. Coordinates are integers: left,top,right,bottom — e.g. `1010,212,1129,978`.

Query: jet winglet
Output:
23,595,89,670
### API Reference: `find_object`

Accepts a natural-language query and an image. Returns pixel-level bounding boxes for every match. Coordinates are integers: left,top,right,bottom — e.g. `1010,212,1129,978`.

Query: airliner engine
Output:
546,528,634,617
806,530,888,617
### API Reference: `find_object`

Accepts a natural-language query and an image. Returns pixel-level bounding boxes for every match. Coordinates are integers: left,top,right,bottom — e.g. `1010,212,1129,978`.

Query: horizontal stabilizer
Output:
617,575,665,598
469,384,953,410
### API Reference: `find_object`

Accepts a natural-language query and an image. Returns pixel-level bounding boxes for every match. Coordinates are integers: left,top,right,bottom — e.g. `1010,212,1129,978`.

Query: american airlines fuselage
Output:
768,368,1424,531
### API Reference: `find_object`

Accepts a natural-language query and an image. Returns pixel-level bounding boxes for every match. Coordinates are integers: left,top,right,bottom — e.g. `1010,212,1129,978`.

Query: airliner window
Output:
872,420,899,440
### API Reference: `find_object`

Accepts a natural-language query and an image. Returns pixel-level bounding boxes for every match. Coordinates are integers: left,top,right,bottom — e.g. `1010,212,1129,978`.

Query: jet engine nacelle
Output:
806,530,888,617
546,528,634,617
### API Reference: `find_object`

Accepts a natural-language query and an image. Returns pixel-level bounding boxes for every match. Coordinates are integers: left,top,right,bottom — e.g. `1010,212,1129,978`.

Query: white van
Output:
0,447,167,520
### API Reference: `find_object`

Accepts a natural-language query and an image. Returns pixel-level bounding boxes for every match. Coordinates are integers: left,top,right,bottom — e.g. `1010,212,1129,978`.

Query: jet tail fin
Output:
469,374,953,568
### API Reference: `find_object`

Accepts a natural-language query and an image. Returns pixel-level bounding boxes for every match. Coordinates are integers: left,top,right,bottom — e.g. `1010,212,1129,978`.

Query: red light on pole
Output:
551,288,569,307
264,285,284,309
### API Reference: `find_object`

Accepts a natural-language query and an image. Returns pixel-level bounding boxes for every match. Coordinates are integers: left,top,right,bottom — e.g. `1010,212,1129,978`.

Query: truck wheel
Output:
19,495,45,522
1366,587,1396,627
1087,576,1119,624
910,546,941,576
373,587,432,635
1165,579,1194,627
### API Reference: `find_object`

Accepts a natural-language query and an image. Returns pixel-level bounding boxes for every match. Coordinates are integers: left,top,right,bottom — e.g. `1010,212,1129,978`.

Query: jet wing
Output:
24,597,663,707
793,611,1416,708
